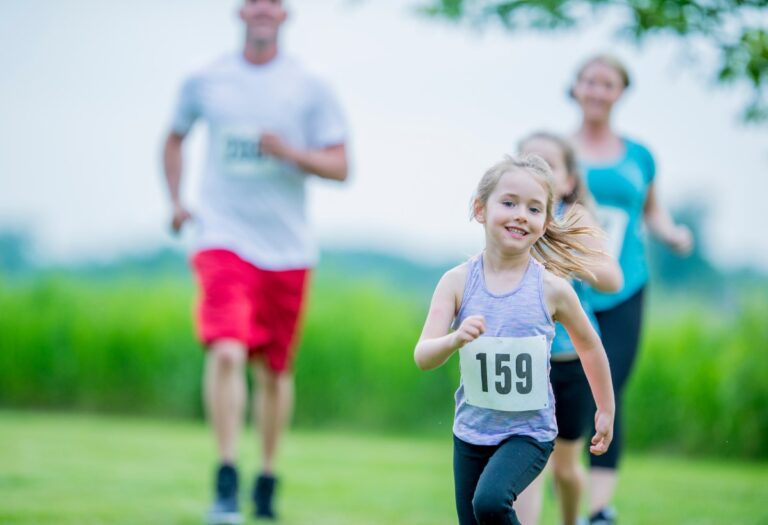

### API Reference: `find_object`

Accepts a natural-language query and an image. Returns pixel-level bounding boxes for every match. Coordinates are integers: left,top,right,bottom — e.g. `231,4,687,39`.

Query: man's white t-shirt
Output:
171,53,347,270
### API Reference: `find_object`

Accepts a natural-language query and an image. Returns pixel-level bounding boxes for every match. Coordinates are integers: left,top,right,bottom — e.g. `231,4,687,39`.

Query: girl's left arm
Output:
643,183,693,255
547,275,615,455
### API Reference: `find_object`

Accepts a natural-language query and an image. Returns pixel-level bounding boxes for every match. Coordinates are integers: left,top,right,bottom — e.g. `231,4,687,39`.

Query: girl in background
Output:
514,132,623,525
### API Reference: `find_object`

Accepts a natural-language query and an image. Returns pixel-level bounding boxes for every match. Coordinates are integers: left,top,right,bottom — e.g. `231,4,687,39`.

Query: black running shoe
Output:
207,464,242,525
589,506,617,525
253,473,278,520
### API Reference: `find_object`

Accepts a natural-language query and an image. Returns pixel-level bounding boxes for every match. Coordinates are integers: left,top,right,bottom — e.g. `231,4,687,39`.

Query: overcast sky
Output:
1,0,766,270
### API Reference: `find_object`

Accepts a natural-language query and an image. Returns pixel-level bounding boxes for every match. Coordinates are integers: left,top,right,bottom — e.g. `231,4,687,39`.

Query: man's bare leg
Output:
204,338,247,524
251,361,294,519
253,361,294,473
205,339,248,462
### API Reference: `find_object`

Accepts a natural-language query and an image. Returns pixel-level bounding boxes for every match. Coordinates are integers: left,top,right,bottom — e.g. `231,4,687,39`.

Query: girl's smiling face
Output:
475,169,550,252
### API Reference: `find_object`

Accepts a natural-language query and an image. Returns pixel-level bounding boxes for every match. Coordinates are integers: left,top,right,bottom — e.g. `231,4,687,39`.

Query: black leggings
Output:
453,434,554,525
589,287,645,469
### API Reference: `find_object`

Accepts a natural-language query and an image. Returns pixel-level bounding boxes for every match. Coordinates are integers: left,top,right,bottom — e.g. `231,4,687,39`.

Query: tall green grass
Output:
0,274,457,432
0,275,765,458
0,277,202,417
624,292,768,458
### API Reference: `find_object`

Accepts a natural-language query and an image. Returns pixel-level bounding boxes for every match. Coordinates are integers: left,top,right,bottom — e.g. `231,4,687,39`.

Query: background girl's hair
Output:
472,155,602,279
518,131,596,211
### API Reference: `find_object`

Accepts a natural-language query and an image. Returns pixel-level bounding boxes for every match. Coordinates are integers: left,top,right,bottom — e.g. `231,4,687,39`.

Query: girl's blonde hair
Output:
471,155,600,279
518,131,595,211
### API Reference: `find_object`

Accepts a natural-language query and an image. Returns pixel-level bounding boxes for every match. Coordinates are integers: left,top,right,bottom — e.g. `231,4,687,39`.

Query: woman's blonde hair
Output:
518,131,595,211
471,155,600,279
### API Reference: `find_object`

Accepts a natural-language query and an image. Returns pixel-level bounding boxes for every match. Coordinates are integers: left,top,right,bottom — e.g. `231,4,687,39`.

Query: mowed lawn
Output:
0,411,766,525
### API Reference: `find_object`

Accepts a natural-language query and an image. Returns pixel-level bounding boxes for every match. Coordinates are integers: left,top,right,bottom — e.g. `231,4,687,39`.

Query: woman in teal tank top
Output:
570,54,693,525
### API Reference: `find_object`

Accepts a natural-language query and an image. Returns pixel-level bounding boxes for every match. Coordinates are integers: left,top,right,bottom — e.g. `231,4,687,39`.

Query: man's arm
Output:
163,131,192,233
259,133,348,182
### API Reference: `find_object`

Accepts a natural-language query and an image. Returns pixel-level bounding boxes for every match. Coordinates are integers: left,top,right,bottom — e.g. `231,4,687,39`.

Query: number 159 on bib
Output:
459,335,549,412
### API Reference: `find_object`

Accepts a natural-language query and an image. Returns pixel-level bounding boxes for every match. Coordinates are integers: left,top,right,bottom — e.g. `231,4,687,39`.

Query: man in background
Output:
163,0,348,522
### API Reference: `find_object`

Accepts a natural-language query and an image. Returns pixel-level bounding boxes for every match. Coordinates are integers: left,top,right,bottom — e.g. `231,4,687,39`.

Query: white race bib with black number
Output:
218,126,283,179
459,335,549,412
595,205,629,259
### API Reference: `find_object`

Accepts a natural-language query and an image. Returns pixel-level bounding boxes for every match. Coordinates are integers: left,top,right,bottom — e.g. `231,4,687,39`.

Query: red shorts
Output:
191,249,310,372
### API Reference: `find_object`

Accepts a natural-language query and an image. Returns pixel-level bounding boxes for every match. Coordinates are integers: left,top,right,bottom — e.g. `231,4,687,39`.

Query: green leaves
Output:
719,28,768,121
422,0,768,122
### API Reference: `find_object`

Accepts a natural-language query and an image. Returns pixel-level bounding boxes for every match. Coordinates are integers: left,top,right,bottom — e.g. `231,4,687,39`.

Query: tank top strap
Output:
456,253,483,323
524,256,543,287
526,257,555,326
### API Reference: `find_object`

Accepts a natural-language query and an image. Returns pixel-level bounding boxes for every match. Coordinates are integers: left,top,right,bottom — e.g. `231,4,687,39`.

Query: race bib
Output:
459,335,549,412
218,126,283,179
595,205,629,258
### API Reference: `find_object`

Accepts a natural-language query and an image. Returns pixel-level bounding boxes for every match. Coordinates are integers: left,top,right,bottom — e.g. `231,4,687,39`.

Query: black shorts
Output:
551,358,592,441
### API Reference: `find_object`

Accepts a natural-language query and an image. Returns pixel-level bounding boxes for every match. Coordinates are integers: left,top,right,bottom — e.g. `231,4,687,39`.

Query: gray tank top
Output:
453,254,557,445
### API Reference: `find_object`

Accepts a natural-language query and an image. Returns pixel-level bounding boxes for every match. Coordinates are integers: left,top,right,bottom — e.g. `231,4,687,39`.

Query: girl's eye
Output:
503,201,515,207
529,208,541,214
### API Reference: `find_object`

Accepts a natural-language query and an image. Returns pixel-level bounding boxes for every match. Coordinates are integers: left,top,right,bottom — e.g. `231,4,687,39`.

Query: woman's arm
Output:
547,274,615,454
414,265,485,371
644,183,693,255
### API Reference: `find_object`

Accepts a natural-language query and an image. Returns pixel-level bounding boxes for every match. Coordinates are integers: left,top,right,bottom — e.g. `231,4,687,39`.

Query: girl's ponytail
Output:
532,206,603,280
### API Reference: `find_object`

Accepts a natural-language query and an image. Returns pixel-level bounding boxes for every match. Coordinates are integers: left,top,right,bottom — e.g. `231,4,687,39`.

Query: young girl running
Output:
514,132,623,525
414,155,615,525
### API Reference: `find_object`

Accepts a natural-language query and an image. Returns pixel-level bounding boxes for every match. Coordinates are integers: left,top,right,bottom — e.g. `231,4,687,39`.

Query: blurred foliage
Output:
0,272,453,432
421,0,768,123
626,290,768,458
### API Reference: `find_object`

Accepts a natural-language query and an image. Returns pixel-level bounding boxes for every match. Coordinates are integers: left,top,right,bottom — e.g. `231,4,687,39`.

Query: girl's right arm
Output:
570,204,623,293
414,265,485,371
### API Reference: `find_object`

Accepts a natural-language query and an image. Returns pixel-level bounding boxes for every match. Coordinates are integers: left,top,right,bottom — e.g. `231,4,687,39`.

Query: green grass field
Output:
1,411,766,525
